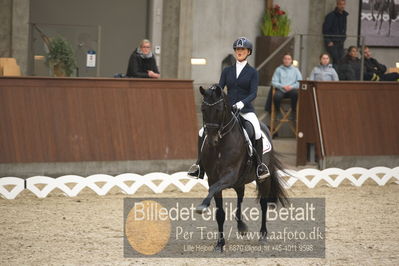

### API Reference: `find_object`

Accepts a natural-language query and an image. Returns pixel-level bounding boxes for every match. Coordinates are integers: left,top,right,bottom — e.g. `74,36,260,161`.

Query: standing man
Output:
322,0,349,66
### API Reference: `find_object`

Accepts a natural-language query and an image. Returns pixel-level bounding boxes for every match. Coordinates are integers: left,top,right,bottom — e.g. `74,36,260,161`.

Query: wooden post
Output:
265,0,273,10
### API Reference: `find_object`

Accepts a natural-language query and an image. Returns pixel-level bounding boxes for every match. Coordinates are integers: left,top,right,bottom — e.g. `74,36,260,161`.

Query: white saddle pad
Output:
243,130,272,156
261,131,272,154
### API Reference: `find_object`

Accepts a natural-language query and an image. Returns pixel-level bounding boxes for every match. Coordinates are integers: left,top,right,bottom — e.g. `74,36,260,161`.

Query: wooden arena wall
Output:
0,77,197,163
297,81,399,166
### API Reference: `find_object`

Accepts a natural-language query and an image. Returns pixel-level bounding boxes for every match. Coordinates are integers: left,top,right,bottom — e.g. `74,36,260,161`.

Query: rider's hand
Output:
233,101,244,111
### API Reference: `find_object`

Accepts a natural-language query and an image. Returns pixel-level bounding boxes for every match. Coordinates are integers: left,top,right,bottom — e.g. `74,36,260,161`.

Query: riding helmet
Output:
233,37,253,55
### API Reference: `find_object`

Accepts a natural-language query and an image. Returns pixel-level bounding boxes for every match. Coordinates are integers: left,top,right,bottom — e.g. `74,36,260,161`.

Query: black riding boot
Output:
187,135,205,179
255,139,270,181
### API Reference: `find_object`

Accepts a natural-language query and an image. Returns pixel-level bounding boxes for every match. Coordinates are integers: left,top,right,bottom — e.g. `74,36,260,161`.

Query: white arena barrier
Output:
0,167,398,200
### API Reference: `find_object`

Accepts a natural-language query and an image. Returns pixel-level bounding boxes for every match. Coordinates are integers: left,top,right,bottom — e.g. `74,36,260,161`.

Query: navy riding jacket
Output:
219,63,258,113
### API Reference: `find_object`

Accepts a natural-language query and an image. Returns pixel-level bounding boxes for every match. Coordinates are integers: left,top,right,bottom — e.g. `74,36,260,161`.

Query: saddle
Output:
238,116,255,157
237,116,272,156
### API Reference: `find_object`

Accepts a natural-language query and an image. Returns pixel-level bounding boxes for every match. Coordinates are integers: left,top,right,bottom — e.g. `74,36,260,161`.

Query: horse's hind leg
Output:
378,10,384,32
379,16,383,32
259,197,268,242
214,192,225,252
234,186,248,235
371,0,376,21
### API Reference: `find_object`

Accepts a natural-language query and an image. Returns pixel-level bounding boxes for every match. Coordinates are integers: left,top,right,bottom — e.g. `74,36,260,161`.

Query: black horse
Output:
371,0,397,36
195,84,288,251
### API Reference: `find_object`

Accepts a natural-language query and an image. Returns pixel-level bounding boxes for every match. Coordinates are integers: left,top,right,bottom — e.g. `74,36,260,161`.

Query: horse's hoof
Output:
259,231,267,243
214,238,225,252
195,204,208,214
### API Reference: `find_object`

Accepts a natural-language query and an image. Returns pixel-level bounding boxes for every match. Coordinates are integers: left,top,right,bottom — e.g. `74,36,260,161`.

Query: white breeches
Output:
240,112,262,140
199,112,262,140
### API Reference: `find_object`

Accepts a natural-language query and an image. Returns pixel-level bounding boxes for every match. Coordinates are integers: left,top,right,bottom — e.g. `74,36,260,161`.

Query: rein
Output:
202,98,238,140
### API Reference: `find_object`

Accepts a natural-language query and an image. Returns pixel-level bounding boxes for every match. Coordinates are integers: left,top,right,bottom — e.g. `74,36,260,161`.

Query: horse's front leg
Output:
375,9,381,29
196,172,234,214
259,197,268,242
234,186,248,235
214,191,225,252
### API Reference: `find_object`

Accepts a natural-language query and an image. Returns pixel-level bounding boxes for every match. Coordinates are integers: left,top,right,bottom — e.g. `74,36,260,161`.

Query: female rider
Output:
188,37,269,181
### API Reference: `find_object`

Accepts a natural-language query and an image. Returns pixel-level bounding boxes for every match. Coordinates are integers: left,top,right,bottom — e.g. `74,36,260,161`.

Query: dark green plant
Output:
45,36,76,76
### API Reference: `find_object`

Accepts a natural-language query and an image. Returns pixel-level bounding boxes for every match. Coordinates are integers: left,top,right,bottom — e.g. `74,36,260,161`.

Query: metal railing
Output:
256,33,366,81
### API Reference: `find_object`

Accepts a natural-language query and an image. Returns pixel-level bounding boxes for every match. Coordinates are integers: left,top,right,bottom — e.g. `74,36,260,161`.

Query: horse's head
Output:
200,84,230,146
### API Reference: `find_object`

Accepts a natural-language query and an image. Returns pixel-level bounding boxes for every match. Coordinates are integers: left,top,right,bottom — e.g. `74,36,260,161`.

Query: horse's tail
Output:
256,149,289,207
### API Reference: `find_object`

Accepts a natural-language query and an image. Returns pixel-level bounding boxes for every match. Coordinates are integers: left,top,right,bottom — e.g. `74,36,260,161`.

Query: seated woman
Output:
335,46,361,80
265,53,302,119
309,53,339,81
126,39,160,78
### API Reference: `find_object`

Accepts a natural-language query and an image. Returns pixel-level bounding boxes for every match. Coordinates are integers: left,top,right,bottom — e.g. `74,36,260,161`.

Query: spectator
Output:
309,53,339,81
126,39,160,78
363,46,399,81
336,46,361,80
265,53,302,119
322,0,349,66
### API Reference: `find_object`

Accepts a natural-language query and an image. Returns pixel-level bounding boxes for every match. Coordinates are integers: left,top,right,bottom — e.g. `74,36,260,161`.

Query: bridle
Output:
202,97,238,140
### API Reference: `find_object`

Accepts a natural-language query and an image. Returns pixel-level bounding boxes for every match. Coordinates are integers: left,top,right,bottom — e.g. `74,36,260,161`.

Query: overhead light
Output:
34,55,45,60
293,60,299,67
396,62,399,68
191,58,207,65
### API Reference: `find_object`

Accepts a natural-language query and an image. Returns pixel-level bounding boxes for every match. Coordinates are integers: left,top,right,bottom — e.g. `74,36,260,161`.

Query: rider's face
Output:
234,48,250,62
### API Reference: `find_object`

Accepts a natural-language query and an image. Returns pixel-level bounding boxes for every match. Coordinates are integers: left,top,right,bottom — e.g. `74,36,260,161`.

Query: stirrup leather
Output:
257,163,270,181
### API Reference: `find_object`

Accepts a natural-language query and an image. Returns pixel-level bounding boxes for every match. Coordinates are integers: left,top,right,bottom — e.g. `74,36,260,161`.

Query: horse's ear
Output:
214,85,222,97
199,86,206,96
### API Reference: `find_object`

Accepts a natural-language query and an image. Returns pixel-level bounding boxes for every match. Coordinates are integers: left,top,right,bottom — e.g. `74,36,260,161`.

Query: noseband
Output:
202,97,237,139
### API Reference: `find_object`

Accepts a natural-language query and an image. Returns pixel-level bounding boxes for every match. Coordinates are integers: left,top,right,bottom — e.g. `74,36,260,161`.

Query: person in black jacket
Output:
188,37,270,181
323,0,349,65
336,46,361,80
126,39,160,78
363,46,399,81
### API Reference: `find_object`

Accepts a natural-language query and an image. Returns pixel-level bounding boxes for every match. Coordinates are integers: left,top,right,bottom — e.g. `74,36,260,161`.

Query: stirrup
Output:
187,164,201,179
257,163,270,181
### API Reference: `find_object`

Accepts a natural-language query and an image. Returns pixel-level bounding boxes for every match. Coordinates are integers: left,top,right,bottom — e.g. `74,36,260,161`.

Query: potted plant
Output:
45,36,76,77
256,4,294,85
260,4,290,37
